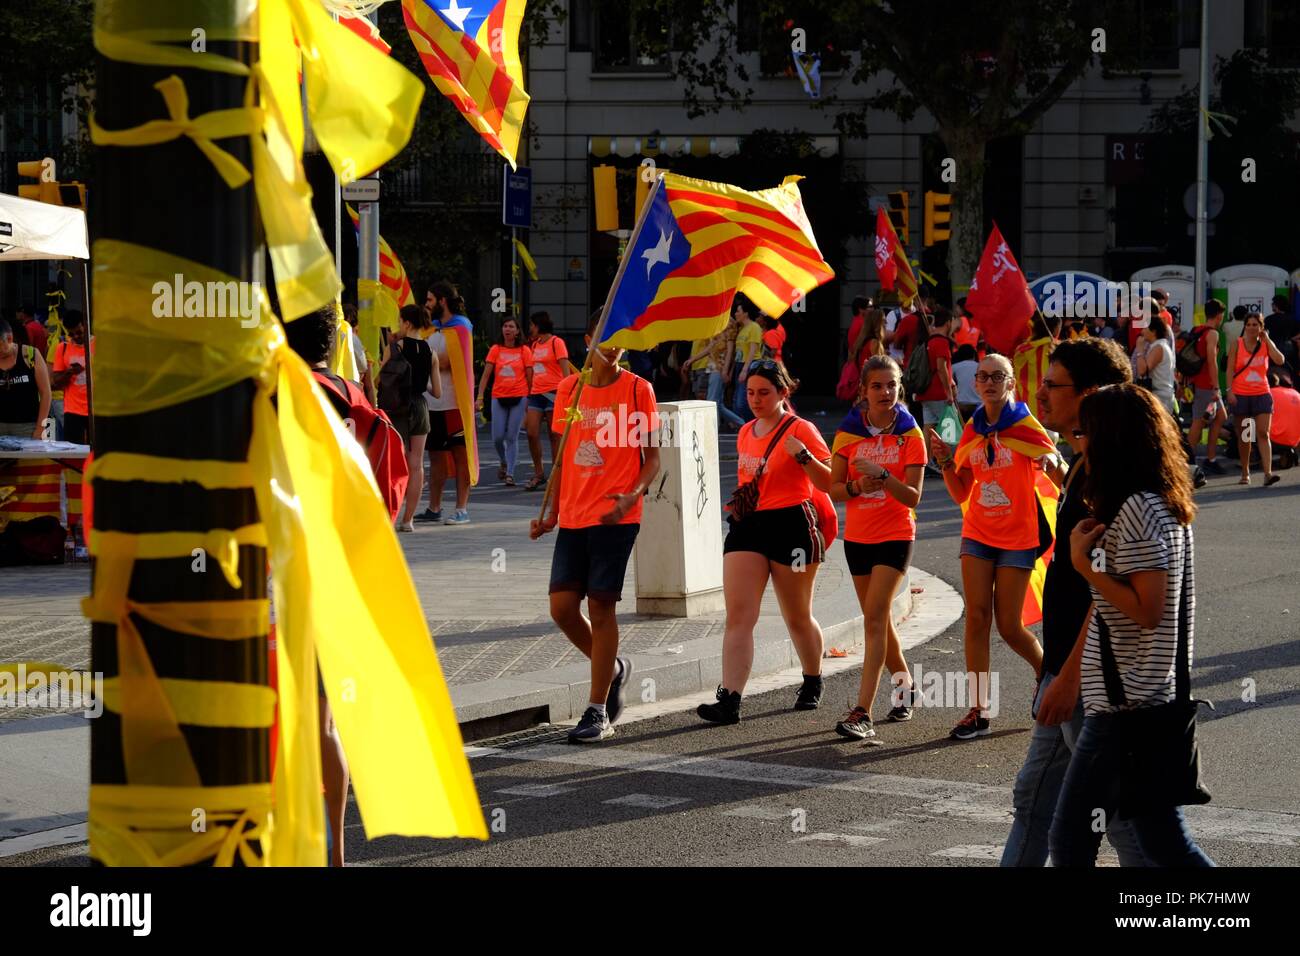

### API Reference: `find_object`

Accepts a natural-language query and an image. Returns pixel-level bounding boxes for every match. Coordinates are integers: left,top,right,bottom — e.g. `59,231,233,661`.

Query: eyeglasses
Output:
1040,381,1077,391
973,371,1009,384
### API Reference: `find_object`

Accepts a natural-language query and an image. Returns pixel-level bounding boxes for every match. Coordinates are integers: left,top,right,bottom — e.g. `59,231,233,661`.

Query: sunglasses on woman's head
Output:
748,359,779,373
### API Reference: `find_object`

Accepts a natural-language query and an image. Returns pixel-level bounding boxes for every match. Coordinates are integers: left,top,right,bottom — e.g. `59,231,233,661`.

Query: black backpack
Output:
902,315,934,399
1175,327,1209,378
378,339,414,418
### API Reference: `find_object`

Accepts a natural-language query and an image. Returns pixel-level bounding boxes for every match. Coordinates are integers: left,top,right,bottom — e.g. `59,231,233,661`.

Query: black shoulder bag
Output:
1095,526,1213,819
726,415,797,524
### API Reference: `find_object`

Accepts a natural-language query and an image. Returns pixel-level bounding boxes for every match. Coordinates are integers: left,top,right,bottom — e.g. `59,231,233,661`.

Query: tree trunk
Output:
942,129,989,298
90,0,268,865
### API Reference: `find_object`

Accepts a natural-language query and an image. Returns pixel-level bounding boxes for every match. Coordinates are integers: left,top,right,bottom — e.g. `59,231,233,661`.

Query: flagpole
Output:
538,173,666,523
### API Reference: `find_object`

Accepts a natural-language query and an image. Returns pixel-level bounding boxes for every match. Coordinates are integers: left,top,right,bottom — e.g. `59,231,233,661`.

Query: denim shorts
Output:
960,537,1038,569
527,390,556,413
549,523,640,602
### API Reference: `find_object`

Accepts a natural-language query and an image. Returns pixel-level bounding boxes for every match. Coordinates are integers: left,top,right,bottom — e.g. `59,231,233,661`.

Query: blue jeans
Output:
731,363,752,421
708,370,745,428
1048,708,1215,867
491,397,527,476
1002,671,1149,867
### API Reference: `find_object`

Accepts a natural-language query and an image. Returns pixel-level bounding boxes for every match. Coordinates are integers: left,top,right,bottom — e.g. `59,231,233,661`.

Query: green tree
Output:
638,0,1127,289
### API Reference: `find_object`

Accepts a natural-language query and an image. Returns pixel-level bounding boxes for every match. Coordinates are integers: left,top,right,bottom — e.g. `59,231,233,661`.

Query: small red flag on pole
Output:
965,222,1037,355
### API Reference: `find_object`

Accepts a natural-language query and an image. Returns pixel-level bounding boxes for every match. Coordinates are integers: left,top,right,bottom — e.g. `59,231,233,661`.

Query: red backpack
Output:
313,370,409,520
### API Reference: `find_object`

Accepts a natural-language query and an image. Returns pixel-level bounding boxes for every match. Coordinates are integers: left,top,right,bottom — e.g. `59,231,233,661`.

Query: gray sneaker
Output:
568,706,613,744
443,509,471,525
607,656,633,724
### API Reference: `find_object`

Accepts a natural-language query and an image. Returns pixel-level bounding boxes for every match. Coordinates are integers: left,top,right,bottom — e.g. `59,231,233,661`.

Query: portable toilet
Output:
1131,265,1195,328
1209,265,1290,317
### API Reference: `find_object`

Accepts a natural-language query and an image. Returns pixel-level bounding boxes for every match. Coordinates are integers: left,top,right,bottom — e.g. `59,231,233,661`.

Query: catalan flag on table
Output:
875,205,917,307
401,0,530,168
953,401,1059,627
598,172,834,351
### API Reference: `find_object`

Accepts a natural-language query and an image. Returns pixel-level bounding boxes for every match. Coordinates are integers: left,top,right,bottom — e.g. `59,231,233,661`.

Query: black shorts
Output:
843,539,913,576
63,412,89,445
549,523,640,602
427,408,467,452
724,502,825,566
1232,392,1273,418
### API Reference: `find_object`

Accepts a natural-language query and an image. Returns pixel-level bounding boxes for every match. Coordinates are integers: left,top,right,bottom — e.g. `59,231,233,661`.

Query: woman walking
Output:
698,360,832,724
384,305,436,532
1048,384,1214,867
523,311,576,491
829,356,925,740
1134,314,1176,416
1229,311,1285,486
928,354,1051,740
476,317,533,486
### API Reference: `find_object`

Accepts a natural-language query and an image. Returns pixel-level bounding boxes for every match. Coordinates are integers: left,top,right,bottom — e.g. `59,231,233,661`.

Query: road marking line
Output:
793,832,887,848
931,844,1003,860
494,783,576,798
603,794,692,809
479,743,1300,847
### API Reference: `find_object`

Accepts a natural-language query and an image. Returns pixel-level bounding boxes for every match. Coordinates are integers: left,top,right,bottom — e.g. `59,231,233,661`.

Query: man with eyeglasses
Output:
1000,336,1149,866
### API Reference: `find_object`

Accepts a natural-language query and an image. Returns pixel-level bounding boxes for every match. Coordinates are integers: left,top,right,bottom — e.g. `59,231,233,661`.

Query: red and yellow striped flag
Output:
599,173,835,350
346,204,415,308
401,0,530,168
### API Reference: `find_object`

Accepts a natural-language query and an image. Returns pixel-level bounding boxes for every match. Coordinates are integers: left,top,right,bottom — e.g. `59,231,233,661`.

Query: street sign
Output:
503,166,532,228
341,178,381,202
1183,181,1223,219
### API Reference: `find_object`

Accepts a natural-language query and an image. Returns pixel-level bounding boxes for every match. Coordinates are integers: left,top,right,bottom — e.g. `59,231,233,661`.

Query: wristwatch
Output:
795,448,813,465
846,479,861,498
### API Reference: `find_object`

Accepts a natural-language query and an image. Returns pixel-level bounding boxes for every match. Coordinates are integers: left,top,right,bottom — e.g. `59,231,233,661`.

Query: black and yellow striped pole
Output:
89,0,270,866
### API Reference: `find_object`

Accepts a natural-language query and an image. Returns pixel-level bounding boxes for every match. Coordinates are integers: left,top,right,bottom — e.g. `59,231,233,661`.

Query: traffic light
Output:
17,158,60,205
16,157,84,209
924,190,951,246
593,164,618,232
887,190,909,245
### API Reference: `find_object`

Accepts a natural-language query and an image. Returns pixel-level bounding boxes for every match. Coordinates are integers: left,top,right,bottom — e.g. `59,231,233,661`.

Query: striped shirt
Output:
1082,491,1194,716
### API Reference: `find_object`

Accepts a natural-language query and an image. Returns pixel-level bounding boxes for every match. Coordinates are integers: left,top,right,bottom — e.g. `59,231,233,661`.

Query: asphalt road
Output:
8,423,1300,868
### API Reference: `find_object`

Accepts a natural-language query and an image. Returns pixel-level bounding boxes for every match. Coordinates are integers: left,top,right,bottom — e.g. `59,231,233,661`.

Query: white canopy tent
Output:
0,191,88,262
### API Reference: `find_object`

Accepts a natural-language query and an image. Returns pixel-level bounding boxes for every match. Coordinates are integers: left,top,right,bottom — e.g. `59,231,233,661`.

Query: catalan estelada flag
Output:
346,204,415,308
953,401,1058,627
401,0,530,168
875,206,917,306
598,173,834,351
432,314,480,486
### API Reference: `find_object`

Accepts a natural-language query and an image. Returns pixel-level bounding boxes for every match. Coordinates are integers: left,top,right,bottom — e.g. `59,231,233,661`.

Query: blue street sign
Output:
503,166,532,228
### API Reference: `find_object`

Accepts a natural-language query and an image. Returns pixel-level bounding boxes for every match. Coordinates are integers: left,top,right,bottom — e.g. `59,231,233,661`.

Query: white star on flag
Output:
643,228,673,278
441,0,472,32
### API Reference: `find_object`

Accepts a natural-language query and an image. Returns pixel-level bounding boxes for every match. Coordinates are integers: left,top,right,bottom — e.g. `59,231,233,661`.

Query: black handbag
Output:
726,415,796,524
1095,528,1212,819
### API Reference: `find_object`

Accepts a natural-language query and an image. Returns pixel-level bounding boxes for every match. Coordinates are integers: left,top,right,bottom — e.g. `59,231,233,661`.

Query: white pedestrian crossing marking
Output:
604,793,692,809
794,832,887,848
495,782,575,797
478,743,1300,847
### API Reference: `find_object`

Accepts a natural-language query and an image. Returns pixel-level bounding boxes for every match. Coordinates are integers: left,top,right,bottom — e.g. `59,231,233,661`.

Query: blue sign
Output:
502,166,532,228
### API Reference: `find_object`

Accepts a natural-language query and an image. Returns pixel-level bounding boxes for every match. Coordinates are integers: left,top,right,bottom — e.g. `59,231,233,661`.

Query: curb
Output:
452,567,932,738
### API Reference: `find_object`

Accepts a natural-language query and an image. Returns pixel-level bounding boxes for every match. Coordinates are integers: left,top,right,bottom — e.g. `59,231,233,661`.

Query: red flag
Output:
965,223,1036,355
874,207,918,304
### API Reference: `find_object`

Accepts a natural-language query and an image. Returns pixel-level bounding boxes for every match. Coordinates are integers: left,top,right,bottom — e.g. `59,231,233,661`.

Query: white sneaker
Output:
396,520,414,533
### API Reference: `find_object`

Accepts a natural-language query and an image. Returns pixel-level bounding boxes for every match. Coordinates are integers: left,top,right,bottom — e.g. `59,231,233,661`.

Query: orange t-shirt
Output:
529,335,569,394
52,338,94,416
961,439,1041,550
838,429,927,544
553,370,658,529
736,416,830,511
486,344,533,398
1230,338,1270,397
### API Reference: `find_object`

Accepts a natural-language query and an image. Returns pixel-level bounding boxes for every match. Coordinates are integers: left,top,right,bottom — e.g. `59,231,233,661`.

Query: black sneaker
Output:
606,656,633,724
793,674,823,710
568,706,613,743
697,686,741,725
1202,458,1226,475
887,682,917,722
414,507,442,522
835,706,875,740
950,706,991,740
1192,467,1207,489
